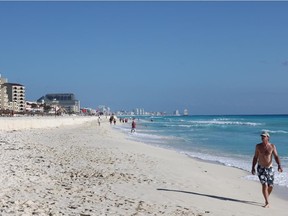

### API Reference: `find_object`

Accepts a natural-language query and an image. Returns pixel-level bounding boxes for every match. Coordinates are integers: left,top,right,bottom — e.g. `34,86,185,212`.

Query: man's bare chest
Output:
259,145,273,156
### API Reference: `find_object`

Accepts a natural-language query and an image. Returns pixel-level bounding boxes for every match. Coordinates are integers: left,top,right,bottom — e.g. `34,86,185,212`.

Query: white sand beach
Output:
0,116,96,131
0,116,287,215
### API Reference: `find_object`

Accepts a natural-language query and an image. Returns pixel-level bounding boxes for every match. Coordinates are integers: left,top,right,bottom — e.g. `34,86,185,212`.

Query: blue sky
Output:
0,1,288,115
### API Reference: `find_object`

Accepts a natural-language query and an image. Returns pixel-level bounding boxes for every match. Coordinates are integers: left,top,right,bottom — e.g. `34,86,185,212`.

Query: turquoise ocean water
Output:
114,115,288,188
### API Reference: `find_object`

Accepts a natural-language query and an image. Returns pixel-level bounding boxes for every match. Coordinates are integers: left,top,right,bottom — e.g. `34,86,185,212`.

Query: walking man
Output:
251,131,283,208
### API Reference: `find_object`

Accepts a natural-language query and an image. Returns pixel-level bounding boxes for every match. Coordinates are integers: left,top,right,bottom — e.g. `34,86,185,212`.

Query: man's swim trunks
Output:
257,165,274,186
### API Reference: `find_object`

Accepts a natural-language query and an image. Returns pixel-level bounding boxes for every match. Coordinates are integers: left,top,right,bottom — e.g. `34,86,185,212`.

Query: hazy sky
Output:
1,1,288,115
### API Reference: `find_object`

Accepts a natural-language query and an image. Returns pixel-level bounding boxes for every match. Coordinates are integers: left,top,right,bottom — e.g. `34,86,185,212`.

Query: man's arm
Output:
272,144,283,173
251,145,259,175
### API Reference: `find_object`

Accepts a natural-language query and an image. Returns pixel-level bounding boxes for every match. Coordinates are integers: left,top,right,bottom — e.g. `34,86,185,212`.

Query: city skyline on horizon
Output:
1,73,190,114
1,2,288,115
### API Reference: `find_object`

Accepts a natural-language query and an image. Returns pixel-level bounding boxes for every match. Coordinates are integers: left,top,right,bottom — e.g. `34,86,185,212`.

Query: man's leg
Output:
262,184,270,208
268,185,273,195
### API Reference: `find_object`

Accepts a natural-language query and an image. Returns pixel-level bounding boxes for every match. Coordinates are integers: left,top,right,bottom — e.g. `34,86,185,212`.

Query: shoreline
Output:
0,117,287,215
125,130,288,203
185,153,288,202
111,121,288,215
114,121,288,202
114,116,288,199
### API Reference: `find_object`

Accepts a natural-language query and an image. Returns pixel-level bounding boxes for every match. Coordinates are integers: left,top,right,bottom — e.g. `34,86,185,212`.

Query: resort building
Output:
37,93,80,114
183,109,189,116
174,109,180,116
97,105,111,115
3,82,26,113
0,76,9,110
133,108,145,115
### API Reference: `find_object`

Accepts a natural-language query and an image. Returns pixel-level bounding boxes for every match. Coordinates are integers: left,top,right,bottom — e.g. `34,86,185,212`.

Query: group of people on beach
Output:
107,115,137,133
119,118,129,123
109,115,117,125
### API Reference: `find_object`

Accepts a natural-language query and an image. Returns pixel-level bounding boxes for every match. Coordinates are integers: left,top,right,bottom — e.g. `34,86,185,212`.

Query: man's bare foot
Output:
263,203,270,208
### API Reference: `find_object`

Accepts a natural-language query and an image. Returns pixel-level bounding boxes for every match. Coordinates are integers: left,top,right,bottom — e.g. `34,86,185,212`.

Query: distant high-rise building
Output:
0,76,9,110
133,108,145,115
97,105,111,115
3,82,26,112
174,109,180,116
183,109,189,116
134,108,139,115
37,93,80,113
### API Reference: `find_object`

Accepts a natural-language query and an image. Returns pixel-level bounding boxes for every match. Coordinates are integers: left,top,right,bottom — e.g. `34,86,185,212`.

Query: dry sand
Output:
0,116,287,215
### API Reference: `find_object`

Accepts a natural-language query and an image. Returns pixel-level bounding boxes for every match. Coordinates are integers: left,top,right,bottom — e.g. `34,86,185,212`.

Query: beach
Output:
0,117,287,216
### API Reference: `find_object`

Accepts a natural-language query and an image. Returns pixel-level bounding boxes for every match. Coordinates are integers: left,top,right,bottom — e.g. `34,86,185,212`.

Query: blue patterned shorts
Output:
257,165,274,186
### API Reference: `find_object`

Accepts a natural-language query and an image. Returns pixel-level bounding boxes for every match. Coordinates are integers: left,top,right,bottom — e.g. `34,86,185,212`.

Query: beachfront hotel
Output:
0,76,26,113
37,93,80,114
183,108,189,116
4,83,26,113
133,108,145,115
0,75,82,115
0,76,9,110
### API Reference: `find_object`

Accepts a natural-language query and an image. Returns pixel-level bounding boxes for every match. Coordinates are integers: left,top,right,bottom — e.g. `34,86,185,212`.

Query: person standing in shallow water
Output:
251,131,283,208
131,119,136,133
